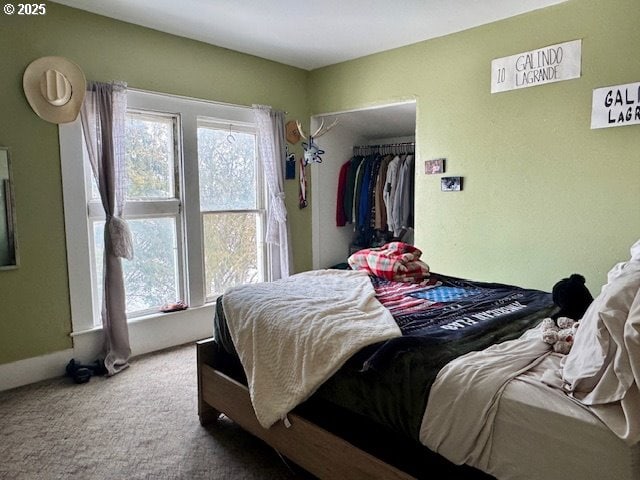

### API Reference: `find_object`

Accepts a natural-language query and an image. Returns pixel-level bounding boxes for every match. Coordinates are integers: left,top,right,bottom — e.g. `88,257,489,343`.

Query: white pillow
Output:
607,238,640,283
562,242,640,405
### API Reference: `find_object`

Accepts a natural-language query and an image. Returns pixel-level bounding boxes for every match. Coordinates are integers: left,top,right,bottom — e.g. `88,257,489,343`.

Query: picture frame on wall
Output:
425,158,445,175
441,176,463,191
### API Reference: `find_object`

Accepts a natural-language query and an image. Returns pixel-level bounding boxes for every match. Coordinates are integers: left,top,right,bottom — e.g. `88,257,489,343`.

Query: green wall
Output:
309,0,640,293
3,0,639,367
0,3,311,364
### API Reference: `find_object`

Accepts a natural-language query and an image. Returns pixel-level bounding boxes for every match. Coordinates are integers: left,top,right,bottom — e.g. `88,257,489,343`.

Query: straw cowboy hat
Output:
23,56,86,124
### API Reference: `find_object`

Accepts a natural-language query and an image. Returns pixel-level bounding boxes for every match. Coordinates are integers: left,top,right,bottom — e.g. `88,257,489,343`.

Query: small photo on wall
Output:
425,158,445,175
441,176,463,191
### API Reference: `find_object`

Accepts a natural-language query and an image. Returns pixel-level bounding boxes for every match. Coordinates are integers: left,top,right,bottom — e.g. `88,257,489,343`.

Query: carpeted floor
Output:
0,343,312,480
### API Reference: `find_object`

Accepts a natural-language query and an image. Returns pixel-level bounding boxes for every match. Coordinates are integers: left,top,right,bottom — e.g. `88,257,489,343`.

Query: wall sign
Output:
591,82,640,129
491,40,581,94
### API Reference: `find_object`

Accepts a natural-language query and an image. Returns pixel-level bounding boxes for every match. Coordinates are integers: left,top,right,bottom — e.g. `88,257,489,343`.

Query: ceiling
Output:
322,102,417,140
51,0,568,71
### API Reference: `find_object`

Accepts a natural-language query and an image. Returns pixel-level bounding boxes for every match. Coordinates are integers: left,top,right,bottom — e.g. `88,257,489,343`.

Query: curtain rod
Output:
128,87,288,114
128,87,252,110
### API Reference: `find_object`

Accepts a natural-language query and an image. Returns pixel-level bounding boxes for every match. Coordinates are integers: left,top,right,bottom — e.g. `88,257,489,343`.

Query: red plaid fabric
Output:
347,242,430,283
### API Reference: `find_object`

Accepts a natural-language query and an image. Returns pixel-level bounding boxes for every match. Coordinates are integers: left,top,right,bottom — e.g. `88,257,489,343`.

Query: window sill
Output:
70,303,214,338
69,303,215,362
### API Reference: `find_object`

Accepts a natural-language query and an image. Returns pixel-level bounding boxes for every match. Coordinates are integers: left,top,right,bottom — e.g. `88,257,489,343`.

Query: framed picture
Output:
425,158,445,175
0,148,18,269
441,176,463,191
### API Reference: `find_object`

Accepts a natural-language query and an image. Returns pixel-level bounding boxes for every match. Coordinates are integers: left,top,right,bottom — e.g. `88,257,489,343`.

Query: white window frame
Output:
87,109,185,320
197,118,268,301
60,89,264,351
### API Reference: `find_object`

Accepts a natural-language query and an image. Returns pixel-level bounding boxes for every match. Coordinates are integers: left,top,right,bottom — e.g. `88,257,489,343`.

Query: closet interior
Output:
308,101,417,270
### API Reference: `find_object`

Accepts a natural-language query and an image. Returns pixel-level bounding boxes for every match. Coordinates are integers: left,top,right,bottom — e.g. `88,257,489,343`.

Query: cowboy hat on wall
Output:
23,56,86,124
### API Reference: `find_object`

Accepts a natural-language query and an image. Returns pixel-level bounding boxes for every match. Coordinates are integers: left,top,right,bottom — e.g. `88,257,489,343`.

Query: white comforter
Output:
222,269,401,429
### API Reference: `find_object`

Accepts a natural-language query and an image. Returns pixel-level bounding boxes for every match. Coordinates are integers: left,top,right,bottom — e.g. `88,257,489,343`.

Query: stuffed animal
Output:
551,273,594,321
541,317,580,354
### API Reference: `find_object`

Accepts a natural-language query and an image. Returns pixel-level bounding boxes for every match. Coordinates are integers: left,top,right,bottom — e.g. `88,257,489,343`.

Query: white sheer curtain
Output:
80,81,133,375
252,105,291,279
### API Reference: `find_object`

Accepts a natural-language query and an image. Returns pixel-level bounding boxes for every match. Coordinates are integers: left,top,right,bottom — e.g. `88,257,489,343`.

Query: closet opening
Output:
308,101,417,270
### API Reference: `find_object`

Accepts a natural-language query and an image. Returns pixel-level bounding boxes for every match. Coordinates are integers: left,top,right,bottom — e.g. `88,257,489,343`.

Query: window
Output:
89,111,183,319
197,120,265,300
62,90,268,331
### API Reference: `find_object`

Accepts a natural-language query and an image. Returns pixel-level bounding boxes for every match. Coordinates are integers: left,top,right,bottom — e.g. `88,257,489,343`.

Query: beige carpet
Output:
0,343,311,480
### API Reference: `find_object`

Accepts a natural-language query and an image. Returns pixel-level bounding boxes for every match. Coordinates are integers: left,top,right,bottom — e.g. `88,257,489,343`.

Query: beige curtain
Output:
80,81,133,375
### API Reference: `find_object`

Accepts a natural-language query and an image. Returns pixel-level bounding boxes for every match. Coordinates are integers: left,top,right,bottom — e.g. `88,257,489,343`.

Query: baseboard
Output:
0,304,215,392
0,348,74,392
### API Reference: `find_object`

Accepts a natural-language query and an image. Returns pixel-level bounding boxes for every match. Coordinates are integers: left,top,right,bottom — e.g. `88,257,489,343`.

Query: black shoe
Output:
87,359,108,376
65,359,92,384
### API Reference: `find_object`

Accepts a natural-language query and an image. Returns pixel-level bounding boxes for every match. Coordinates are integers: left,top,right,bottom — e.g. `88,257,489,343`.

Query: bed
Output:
197,243,640,480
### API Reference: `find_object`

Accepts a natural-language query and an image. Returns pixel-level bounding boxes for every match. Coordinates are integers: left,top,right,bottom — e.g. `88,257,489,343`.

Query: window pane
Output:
92,222,104,327
94,217,180,316
125,113,175,199
203,212,262,297
197,125,257,211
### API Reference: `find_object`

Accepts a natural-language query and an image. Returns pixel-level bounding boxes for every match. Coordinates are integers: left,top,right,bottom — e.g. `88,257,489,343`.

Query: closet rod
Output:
353,142,415,156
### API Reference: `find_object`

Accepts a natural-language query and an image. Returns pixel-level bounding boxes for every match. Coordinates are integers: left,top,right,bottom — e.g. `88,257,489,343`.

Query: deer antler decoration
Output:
296,118,339,165
295,118,339,140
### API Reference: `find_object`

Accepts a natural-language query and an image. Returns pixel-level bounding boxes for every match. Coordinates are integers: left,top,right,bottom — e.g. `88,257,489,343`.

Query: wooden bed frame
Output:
197,338,495,479
197,338,418,479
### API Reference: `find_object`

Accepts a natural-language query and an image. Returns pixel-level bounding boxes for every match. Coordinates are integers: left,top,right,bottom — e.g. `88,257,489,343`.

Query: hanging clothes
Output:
374,155,393,231
393,154,414,237
336,143,415,248
384,154,402,236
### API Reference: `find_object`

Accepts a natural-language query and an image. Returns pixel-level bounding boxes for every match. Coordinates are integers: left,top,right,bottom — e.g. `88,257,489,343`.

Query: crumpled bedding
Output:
215,270,556,440
222,269,401,429
558,238,640,444
421,326,551,469
423,237,640,471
